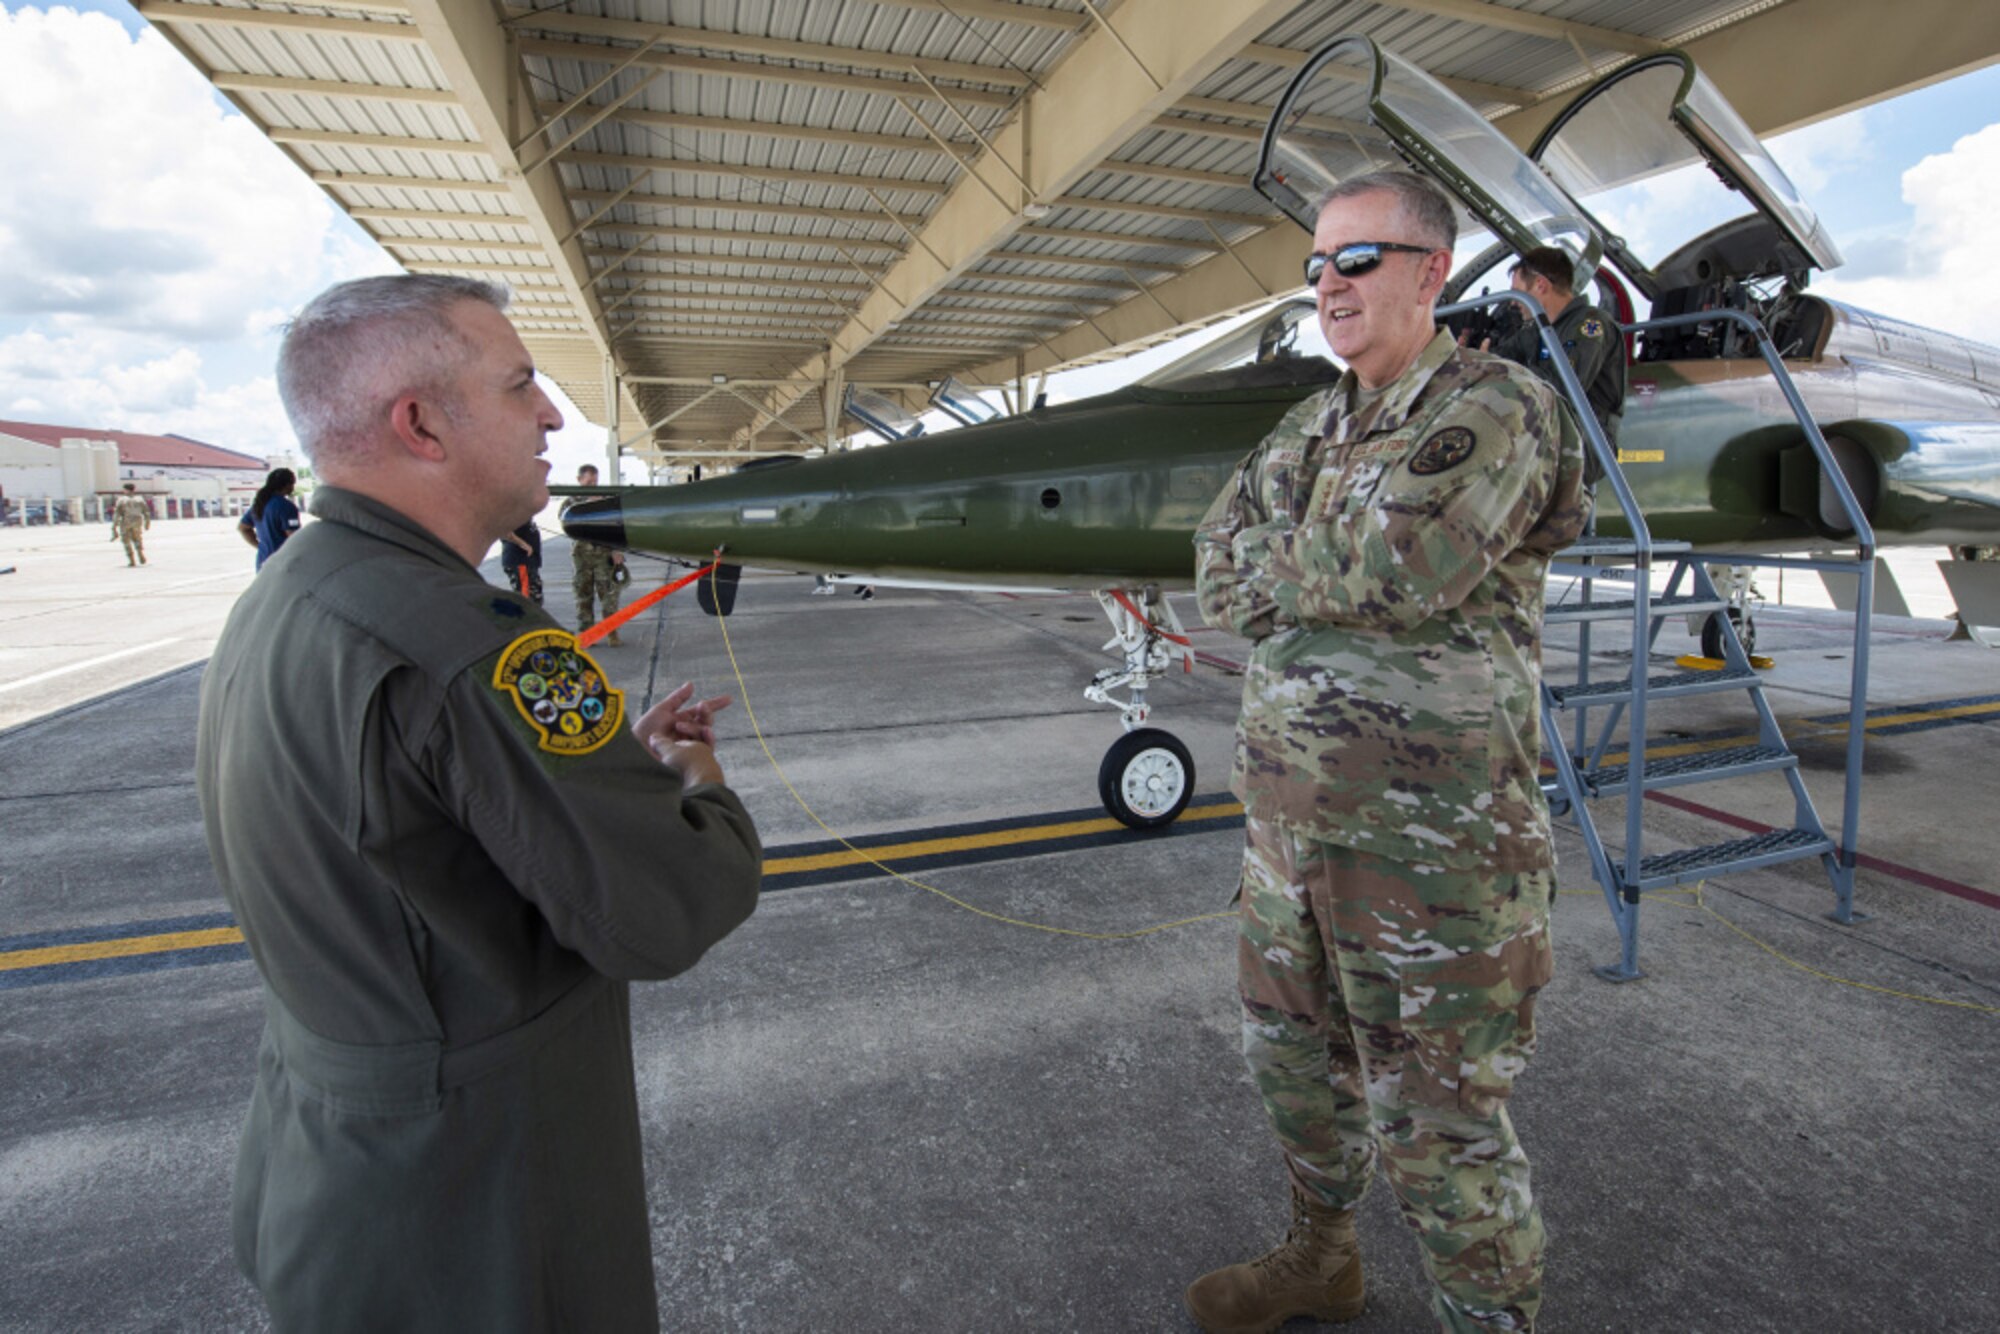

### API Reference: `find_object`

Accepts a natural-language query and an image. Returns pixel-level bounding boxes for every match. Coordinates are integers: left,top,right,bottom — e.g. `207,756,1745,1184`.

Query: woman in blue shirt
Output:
238,468,301,570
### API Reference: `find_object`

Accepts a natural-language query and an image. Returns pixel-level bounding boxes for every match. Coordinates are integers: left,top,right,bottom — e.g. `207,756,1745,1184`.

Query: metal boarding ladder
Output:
1440,296,1876,981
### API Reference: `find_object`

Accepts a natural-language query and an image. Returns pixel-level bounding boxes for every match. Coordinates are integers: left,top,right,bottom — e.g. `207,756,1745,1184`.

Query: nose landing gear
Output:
1083,587,1198,828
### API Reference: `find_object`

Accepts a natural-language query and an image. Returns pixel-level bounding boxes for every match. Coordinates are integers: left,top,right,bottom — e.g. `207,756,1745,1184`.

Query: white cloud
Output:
0,327,292,455
0,5,392,452
1811,121,2000,344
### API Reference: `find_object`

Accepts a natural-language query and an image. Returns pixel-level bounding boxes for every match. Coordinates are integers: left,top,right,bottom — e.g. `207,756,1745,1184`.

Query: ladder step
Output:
1555,537,1694,560
1549,664,1760,708
1633,828,1832,890
1586,744,1797,796
1546,594,1727,623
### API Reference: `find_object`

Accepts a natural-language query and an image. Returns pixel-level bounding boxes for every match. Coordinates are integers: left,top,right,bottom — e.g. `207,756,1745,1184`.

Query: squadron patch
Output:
492,629,623,756
1408,426,1478,476
1580,317,1605,338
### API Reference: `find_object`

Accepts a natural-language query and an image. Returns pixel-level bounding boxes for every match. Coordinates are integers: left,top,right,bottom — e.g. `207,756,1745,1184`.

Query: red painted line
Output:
1643,790,2000,911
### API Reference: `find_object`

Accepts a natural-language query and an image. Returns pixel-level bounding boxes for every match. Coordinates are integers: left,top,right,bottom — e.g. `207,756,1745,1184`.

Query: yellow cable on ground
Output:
1560,883,1998,1014
1684,880,1999,1014
709,577,1234,940
703,574,1996,994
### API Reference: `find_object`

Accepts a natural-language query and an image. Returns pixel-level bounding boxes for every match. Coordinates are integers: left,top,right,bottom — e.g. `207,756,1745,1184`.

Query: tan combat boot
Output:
1184,1187,1365,1333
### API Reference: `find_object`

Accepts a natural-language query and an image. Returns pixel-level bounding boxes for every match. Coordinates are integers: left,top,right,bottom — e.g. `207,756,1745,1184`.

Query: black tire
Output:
1098,728,1195,829
1700,607,1753,660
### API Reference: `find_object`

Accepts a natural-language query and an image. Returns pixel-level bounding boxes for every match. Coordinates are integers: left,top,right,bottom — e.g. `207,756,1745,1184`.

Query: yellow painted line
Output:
762,800,1246,876
0,926,242,974
1616,449,1665,463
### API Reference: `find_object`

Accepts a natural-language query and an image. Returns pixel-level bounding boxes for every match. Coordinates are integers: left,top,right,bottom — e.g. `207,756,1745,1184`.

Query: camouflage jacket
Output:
1194,329,1590,871
111,494,150,535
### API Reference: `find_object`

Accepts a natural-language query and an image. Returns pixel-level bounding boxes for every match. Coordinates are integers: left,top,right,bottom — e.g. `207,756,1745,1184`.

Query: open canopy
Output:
1255,36,1603,285
1530,52,1842,288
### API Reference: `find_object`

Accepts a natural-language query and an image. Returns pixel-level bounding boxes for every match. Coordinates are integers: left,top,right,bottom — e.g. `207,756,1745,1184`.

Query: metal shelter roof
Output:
130,0,1994,467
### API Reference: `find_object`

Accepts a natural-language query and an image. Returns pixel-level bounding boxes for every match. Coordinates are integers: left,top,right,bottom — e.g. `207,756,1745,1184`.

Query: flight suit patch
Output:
1580,317,1605,338
493,629,623,755
1408,426,1477,476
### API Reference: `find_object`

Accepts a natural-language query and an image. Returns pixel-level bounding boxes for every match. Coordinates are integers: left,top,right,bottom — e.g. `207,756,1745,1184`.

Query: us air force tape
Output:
1408,425,1477,476
493,629,624,755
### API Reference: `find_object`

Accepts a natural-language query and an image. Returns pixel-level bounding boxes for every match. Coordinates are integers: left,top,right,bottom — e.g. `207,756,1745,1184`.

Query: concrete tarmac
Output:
2,528,1997,1331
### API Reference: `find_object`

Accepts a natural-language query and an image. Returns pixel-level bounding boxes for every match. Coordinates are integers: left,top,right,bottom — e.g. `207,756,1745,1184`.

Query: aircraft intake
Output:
560,494,627,549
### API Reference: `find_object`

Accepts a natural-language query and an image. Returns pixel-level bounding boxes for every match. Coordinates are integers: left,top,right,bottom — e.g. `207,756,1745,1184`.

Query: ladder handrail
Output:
1436,291,1653,557
1619,307,1878,555
1440,288,1652,888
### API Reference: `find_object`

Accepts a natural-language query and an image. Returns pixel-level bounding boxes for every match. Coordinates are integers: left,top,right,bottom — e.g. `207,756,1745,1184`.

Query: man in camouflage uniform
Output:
110,483,150,566
560,463,624,645
1187,171,1589,1334
1488,245,1625,481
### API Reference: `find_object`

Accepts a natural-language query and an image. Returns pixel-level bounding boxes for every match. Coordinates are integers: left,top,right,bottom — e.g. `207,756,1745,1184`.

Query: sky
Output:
3,1,1999,475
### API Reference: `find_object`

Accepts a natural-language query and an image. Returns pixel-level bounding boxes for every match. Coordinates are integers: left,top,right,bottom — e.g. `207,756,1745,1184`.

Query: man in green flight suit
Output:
562,463,626,644
196,274,763,1332
1487,245,1626,480
1187,172,1589,1333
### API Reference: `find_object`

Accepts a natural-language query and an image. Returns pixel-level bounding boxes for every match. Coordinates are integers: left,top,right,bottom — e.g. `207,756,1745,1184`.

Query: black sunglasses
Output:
1303,242,1437,286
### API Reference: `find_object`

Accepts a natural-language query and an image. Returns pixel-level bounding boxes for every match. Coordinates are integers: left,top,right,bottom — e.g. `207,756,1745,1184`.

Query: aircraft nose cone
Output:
561,495,625,548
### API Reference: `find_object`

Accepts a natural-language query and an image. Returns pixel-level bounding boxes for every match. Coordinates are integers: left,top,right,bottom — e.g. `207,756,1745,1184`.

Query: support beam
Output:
401,0,621,408
516,37,1018,109
744,0,1307,427
536,105,953,157
269,128,489,157
504,9,1030,90
1499,0,2000,148
582,248,888,279
314,171,511,195
586,223,904,254
568,189,922,230
1368,0,1665,58
351,207,525,226
961,222,1302,385
211,73,457,106
559,152,952,198
136,1,423,41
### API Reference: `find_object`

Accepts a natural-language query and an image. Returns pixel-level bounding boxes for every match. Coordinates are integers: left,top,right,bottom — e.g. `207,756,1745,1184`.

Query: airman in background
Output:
1189,171,1589,1334
1487,245,1626,482
561,463,625,644
110,483,150,566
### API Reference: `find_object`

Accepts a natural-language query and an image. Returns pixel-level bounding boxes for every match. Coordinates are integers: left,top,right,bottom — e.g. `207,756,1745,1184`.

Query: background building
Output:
0,418,298,524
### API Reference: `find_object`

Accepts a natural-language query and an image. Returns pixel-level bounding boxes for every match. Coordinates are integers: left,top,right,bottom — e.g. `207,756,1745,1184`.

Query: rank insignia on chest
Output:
493,629,624,755
1408,426,1477,476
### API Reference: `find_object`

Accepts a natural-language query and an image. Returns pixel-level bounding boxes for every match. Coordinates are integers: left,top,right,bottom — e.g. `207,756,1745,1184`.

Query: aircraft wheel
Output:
1700,607,1754,660
1098,728,1194,830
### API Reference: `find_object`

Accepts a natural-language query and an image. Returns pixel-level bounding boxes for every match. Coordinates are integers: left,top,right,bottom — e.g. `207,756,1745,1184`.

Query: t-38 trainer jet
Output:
562,38,2000,829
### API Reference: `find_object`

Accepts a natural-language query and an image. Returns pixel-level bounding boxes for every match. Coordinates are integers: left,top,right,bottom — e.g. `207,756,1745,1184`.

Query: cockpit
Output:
1253,38,1848,369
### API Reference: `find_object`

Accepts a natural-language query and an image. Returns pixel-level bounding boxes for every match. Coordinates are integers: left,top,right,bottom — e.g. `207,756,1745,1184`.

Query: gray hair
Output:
1314,170,1458,253
277,274,510,467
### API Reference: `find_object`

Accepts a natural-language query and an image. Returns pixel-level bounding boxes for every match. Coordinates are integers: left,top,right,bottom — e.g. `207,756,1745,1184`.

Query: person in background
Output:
500,518,544,604
111,482,150,566
1484,246,1625,481
561,464,625,645
237,468,301,571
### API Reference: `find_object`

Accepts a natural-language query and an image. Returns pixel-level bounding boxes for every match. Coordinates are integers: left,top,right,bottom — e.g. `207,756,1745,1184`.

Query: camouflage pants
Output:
573,560,620,629
119,530,145,564
1236,816,1553,1332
